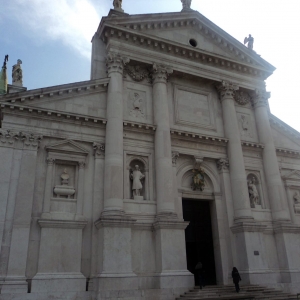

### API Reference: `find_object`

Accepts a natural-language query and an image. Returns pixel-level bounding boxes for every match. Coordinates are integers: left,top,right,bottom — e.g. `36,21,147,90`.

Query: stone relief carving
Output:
235,90,251,105
217,158,229,171
12,59,23,86
247,176,260,208
191,167,205,191
129,92,145,118
53,169,76,199
172,151,180,166
130,165,145,200
124,65,150,82
239,114,253,138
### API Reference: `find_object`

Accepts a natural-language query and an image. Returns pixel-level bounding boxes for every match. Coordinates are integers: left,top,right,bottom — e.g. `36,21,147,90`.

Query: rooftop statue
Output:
12,59,23,86
181,0,192,11
113,0,123,11
244,34,254,50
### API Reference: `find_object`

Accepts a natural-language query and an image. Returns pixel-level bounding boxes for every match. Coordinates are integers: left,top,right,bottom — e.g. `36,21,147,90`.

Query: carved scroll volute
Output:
252,89,270,108
93,143,105,159
217,158,229,172
106,52,130,76
216,81,239,101
151,64,173,84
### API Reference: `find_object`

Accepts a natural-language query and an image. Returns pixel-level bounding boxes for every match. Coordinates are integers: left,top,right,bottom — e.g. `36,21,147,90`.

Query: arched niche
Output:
125,155,149,200
247,173,263,208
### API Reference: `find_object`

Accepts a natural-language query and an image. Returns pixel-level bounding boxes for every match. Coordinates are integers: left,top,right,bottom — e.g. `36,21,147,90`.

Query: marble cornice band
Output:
151,63,173,84
106,52,130,75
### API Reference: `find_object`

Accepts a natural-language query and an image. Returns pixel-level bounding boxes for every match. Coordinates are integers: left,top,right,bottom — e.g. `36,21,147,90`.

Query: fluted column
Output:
152,64,176,218
102,52,129,216
253,89,290,221
217,81,253,222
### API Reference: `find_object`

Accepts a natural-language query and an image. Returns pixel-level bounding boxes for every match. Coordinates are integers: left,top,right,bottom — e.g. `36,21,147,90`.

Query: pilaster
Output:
1,133,42,294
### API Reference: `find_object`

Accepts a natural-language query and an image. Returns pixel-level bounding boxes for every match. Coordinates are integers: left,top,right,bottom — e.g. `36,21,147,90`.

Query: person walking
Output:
232,267,242,293
195,262,205,289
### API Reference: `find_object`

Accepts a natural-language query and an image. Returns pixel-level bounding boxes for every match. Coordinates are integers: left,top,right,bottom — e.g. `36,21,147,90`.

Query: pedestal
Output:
31,218,87,293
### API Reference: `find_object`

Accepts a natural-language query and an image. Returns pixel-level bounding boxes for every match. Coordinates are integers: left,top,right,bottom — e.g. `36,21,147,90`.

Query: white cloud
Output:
3,0,110,59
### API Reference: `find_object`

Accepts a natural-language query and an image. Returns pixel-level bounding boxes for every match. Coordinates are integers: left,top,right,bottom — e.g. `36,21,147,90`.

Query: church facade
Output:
0,1,300,299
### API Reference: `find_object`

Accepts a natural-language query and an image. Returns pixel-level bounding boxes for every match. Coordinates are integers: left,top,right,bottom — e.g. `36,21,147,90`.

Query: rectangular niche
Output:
174,85,215,130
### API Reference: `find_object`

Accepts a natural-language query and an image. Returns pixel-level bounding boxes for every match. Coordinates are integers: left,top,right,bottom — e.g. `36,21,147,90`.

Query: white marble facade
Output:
0,3,300,300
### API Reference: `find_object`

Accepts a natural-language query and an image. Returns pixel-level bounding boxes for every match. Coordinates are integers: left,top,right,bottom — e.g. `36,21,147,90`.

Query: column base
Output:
0,277,28,293
31,273,86,293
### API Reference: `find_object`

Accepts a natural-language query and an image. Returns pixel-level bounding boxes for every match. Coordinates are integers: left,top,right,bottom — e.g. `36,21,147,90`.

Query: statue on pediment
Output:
12,59,23,86
181,0,192,11
244,34,254,50
113,0,123,10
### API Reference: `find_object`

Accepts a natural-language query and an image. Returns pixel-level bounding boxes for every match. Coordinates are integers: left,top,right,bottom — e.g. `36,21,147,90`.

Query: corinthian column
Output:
102,52,129,216
252,89,290,221
217,81,253,222
152,64,176,218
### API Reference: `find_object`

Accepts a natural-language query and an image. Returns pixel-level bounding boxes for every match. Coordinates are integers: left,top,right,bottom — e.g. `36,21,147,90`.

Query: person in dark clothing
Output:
195,262,205,289
232,267,242,293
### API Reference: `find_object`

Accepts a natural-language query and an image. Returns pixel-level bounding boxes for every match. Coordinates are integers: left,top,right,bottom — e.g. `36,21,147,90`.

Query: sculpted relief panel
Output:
174,86,215,130
237,113,253,138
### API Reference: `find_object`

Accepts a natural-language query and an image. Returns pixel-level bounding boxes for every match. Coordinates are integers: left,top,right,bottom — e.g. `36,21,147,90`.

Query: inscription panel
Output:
174,86,215,130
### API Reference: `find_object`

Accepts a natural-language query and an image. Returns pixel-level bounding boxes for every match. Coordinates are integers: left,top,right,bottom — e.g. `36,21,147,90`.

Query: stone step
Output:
176,284,298,300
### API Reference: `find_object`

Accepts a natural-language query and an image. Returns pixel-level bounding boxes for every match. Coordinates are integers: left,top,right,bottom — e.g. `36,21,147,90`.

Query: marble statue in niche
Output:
248,177,260,208
53,168,75,199
129,92,145,118
130,165,145,200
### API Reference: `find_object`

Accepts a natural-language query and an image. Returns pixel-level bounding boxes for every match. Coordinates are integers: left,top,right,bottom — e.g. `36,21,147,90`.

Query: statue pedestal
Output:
133,195,143,201
255,204,262,209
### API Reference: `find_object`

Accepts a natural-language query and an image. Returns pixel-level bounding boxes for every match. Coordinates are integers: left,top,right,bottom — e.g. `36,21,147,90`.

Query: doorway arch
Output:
177,161,229,285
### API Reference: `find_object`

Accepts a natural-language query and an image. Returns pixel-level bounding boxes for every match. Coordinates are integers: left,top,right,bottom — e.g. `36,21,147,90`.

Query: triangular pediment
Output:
98,11,275,75
283,170,300,180
46,140,89,156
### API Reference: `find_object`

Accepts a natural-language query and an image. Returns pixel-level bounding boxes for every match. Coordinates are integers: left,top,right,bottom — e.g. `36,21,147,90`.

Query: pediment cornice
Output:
0,78,109,105
97,11,275,79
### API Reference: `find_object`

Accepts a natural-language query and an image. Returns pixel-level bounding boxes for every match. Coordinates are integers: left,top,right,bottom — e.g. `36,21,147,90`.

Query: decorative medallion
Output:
234,90,251,105
191,167,205,191
124,65,150,82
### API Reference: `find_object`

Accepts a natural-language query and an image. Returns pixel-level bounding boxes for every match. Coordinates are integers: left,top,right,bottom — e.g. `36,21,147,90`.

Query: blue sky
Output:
1,0,300,131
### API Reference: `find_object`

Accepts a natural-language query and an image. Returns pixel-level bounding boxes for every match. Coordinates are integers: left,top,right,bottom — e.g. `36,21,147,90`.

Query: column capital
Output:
252,89,270,108
46,157,56,166
106,52,130,75
152,63,173,84
172,151,179,167
216,158,229,172
78,161,86,169
93,142,105,159
216,80,239,101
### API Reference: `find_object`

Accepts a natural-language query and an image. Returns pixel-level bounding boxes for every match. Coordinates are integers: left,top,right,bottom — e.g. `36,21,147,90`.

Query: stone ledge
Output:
273,222,300,234
231,222,267,233
95,216,137,229
38,219,87,229
153,219,189,230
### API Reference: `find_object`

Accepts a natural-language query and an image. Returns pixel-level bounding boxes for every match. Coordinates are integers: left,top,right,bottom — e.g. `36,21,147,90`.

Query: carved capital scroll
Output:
252,89,270,108
152,63,173,84
20,132,42,150
106,52,130,75
216,81,239,101
217,158,229,172
46,157,56,166
93,142,105,159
